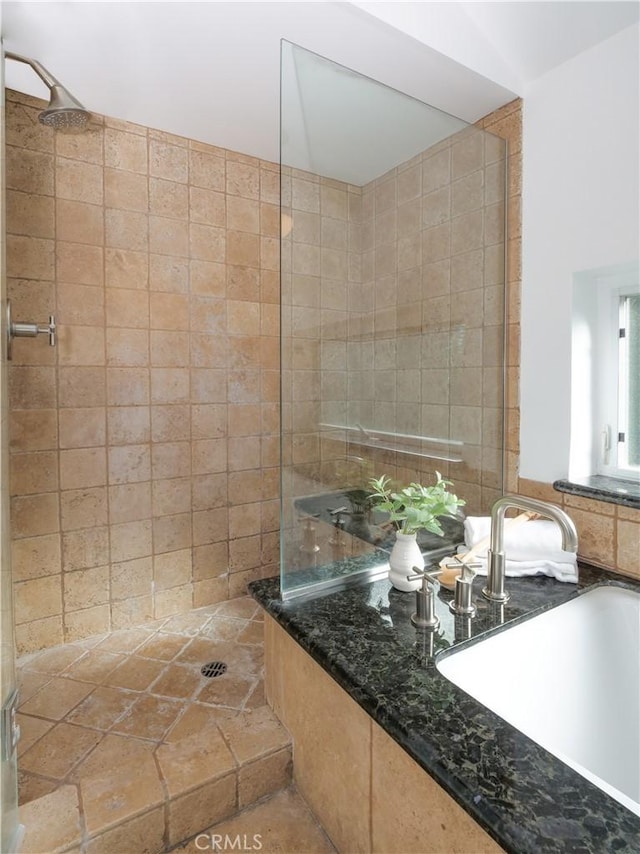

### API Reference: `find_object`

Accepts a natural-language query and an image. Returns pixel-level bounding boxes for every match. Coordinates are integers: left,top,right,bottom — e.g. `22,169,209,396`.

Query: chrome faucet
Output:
482,495,579,604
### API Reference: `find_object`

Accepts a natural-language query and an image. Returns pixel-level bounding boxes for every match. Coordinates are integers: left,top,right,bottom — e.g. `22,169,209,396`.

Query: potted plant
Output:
369,473,465,591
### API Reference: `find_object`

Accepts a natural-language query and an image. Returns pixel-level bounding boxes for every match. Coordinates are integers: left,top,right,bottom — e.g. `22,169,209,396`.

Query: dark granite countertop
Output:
554,475,640,509
250,563,640,854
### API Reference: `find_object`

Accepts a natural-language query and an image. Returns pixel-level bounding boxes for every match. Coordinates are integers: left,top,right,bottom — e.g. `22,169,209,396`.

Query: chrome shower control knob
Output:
6,301,57,361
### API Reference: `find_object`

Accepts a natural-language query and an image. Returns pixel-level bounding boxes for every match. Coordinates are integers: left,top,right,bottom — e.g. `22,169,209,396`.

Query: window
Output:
617,292,640,471
598,282,640,479
569,262,640,487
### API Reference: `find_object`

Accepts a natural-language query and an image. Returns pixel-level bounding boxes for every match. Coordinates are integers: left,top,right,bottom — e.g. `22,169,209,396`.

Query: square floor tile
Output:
173,636,229,667
102,656,166,691
111,694,185,741
196,672,256,710
136,633,190,662
164,703,237,743
19,721,103,779
149,663,203,700
96,628,154,654
62,650,126,685
236,621,264,646
18,770,58,806
217,706,290,764
22,645,86,676
81,751,164,836
66,686,138,730
70,733,155,783
158,611,214,636
157,727,236,797
17,713,54,757
198,616,248,642
214,597,259,621
19,677,94,721
17,671,52,705
20,785,82,853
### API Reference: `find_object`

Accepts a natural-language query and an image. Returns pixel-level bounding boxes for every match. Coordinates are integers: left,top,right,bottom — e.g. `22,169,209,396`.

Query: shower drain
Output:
201,661,228,678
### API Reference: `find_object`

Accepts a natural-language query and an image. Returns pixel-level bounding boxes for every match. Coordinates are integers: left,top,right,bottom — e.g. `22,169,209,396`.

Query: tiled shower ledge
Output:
16,598,294,853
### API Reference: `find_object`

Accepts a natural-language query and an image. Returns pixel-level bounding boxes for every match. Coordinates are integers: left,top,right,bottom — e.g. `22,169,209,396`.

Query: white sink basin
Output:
437,585,640,816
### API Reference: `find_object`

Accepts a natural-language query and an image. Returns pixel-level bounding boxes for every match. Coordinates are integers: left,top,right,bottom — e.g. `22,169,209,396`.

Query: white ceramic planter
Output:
388,531,424,592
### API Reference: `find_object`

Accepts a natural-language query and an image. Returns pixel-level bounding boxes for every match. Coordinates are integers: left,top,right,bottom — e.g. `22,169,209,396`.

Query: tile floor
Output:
174,788,336,854
15,597,333,853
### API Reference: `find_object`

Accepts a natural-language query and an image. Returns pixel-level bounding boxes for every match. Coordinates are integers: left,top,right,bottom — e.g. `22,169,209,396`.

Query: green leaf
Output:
367,471,465,536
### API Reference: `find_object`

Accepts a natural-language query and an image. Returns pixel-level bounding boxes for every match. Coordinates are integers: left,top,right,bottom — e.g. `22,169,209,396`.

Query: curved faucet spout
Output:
483,495,578,604
490,495,578,554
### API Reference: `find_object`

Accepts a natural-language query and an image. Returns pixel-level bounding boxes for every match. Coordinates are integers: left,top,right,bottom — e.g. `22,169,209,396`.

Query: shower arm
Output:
4,50,62,91
4,48,90,129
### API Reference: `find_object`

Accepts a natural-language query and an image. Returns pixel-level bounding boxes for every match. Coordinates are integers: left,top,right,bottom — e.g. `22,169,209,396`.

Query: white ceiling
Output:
2,1,638,179
356,2,640,92
281,39,469,184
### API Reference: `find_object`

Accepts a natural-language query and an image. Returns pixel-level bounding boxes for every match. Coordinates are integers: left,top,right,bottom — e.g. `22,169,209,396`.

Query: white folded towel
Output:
467,556,579,583
462,517,578,583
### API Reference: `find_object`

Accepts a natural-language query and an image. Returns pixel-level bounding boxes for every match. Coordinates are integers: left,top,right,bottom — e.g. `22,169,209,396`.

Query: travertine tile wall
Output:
282,128,507,530
475,100,521,498
6,89,280,653
280,124,508,584
282,126,507,521
348,125,507,516
280,169,362,504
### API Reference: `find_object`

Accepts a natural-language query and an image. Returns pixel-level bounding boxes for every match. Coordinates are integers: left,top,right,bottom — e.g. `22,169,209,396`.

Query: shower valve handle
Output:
12,318,56,344
6,301,56,360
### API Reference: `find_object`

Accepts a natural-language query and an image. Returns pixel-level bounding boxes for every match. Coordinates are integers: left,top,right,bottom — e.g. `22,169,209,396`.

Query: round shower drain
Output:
201,661,228,678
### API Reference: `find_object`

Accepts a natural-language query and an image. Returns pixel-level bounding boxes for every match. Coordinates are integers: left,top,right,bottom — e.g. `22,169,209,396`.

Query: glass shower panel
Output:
280,41,507,599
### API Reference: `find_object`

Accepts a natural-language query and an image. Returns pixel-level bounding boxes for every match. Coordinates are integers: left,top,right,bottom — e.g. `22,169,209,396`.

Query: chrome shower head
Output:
38,85,90,129
5,50,91,130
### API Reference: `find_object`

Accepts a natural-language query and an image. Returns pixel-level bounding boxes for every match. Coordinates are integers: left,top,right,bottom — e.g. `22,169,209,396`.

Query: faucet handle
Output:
406,566,442,586
443,555,481,580
460,561,481,580
448,561,478,618
409,567,442,630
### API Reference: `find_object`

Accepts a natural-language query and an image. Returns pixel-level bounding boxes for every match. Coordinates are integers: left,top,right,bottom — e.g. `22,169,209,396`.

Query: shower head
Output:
5,50,91,130
38,85,90,129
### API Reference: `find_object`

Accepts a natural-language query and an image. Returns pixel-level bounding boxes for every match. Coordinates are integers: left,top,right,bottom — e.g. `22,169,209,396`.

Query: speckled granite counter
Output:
250,564,640,854
554,475,640,509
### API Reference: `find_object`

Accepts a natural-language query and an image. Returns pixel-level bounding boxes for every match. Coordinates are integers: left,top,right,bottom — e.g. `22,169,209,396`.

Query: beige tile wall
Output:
280,117,509,576
280,168,361,501
349,125,507,515
6,89,280,653
476,99,522,498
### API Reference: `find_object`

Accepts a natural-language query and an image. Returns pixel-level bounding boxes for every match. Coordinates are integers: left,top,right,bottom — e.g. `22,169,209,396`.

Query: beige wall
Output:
6,89,281,654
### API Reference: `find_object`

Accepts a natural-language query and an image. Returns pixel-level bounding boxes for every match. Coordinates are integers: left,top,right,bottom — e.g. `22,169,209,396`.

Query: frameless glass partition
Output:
280,41,507,599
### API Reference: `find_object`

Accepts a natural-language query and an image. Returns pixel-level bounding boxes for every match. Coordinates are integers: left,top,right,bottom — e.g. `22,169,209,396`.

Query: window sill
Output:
553,475,640,509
